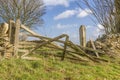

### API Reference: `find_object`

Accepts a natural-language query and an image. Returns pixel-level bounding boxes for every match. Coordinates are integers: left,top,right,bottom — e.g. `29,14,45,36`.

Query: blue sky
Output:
35,0,104,44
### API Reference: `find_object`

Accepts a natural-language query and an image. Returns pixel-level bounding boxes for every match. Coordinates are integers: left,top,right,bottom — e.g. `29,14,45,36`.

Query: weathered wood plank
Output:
14,19,20,57
90,39,100,58
61,35,69,60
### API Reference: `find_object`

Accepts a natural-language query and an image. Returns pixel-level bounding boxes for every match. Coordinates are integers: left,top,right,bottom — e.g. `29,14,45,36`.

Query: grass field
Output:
0,50,120,80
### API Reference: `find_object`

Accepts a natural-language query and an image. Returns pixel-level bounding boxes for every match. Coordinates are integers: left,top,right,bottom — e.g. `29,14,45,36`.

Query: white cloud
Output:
86,24,104,39
44,0,70,7
97,24,104,30
86,25,92,29
93,24,104,37
54,10,77,20
93,28,102,38
96,28,101,33
94,24,105,37
77,12,88,18
54,8,92,20
56,23,78,29
77,9,92,18
56,24,65,29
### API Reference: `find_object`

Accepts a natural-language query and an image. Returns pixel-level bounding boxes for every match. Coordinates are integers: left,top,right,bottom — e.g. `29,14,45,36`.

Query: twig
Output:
90,39,100,58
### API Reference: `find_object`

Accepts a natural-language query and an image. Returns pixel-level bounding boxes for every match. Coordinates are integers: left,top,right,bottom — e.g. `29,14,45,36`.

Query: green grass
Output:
0,50,120,80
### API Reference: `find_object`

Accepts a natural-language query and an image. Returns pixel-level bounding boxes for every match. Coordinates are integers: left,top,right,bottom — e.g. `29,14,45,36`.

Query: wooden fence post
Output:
79,25,86,47
0,23,9,58
14,19,21,57
8,20,15,44
1,23,9,35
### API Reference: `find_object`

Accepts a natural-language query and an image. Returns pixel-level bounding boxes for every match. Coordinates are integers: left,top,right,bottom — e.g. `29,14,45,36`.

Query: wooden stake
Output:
79,25,86,47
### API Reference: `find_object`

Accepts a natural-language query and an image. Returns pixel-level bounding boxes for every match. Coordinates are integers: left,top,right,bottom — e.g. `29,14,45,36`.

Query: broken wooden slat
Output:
77,45,105,54
18,45,36,48
29,34,105,54
90,39,100,58
61,35,69,60
21,57,42,61
46,45,89,61
19,49,41,61
30,34,69,53
67,41,100,62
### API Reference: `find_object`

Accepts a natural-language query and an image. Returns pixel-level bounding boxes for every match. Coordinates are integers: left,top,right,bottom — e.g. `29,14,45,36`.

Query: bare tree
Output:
0,0,45,28
77,0,120,34
114,0,120,33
